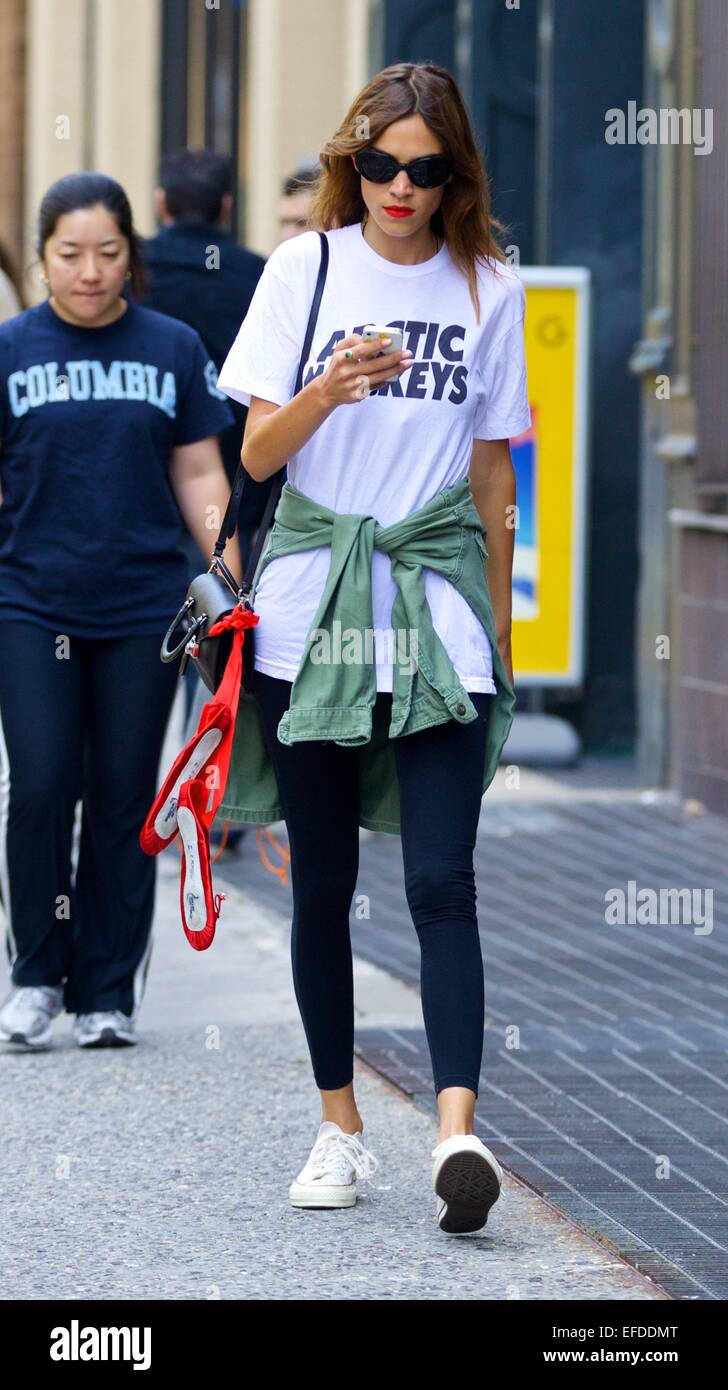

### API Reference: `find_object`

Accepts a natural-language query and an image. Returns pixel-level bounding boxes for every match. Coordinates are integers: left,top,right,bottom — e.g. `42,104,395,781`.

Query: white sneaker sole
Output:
289,1180,358,1209
433,1141,502,1233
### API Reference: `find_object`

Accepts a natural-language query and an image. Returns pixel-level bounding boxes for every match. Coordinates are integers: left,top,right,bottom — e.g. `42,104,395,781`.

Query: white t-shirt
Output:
217,221,530,694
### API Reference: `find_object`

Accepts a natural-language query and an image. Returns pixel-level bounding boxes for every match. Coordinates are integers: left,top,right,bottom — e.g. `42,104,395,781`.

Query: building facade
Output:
631,0,728,814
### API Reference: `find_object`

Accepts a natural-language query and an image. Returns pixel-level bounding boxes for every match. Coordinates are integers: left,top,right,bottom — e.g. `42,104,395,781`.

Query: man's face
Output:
278,189,315,242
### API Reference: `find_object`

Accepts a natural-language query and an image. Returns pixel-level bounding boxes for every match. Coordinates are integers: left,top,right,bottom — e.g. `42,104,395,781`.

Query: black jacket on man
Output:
140,221,272,538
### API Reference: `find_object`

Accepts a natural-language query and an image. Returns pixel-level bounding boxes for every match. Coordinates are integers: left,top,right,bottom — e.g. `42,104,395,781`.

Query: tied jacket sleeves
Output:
218,474,516,837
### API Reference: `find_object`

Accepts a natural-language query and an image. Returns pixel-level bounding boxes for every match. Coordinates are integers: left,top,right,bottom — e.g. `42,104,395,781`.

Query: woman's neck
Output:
361,215,441,266
47,294,129,329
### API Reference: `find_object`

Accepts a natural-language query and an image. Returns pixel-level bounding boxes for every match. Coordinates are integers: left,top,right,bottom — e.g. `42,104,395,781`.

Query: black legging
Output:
252,667,492,1098
0,620,179,1016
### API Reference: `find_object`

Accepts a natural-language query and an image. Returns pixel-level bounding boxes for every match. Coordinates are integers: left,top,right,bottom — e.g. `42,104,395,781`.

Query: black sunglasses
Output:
354,147,453,189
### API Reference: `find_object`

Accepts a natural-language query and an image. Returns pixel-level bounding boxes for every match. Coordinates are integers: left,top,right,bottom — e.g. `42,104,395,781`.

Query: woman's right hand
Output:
317,333,414,407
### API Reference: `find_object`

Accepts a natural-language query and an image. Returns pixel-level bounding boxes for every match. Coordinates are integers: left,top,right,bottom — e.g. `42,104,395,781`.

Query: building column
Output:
93,0,161,236
25,0,87,294
244,0,371,256
25,0,161,301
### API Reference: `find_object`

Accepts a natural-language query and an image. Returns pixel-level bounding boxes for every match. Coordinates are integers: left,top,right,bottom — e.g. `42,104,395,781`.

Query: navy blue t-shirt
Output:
0,298,235,637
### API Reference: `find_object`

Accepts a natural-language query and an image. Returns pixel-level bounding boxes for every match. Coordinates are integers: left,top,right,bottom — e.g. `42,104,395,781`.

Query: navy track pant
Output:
0,620,179,1016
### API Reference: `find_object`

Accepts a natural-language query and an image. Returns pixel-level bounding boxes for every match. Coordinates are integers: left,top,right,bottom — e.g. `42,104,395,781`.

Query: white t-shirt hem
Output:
253,654,496,696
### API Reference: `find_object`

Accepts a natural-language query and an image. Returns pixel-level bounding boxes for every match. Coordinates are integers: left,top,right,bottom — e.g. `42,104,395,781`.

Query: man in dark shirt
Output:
141,149,269,573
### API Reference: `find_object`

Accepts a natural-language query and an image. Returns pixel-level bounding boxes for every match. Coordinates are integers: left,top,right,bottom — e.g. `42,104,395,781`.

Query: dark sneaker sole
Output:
0,1031,52,1049
77,1031,136,1048
435,1150,501,1233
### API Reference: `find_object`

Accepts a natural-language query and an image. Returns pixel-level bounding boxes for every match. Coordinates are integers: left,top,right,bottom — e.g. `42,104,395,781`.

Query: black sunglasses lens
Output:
355,149,452,187
408,157,452,188
356,150,397,183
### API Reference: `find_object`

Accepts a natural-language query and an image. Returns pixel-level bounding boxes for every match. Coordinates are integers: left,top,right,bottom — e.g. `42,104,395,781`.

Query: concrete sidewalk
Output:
0,846,668,1301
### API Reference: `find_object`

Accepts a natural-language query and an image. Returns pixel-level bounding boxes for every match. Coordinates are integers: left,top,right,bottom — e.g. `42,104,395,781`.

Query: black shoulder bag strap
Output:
211,229,330,599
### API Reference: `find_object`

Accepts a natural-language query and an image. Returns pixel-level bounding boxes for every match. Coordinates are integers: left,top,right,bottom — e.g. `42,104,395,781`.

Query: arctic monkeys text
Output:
305,322,470,404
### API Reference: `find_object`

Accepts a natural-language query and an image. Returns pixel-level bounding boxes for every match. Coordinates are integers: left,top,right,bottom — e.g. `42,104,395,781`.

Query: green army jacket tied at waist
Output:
218,474,516,836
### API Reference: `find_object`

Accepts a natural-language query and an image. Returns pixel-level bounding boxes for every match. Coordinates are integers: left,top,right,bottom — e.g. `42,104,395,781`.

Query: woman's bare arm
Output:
169,435,242,584
241,379,338,483
468,436,516,687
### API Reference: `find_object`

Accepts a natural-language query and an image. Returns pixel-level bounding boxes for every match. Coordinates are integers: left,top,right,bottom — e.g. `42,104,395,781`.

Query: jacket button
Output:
456,702,466,715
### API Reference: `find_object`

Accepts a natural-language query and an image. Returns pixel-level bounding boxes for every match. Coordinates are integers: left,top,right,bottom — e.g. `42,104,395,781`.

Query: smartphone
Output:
362,324,404,384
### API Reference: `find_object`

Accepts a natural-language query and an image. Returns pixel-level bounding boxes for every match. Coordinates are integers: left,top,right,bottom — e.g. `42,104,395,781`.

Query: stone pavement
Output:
0,846,666,1301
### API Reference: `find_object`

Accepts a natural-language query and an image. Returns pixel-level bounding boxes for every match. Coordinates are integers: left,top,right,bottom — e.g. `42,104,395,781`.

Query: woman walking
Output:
217,62,530,1232
0,173,238,1050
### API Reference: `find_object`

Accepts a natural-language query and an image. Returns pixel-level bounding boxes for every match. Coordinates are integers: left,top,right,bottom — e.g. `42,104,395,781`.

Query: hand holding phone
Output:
362,325,404,383
318,330,413,407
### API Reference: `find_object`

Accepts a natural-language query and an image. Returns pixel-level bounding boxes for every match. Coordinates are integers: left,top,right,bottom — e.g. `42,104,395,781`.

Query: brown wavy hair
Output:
308,62,510,322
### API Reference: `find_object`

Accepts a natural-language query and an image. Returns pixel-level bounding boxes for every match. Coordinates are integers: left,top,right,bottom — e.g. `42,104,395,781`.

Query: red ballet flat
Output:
176,778,226,951
140,605,255,859
140,603,255,946
139,707,232,856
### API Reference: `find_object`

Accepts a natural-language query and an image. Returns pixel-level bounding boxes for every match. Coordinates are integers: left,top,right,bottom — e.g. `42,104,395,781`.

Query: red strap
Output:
194,607,259,828
201,609,293,887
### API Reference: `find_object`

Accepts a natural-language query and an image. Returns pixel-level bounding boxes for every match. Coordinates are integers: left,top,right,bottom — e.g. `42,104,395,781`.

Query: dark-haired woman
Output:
0,173,238,1050
217,63,530,1232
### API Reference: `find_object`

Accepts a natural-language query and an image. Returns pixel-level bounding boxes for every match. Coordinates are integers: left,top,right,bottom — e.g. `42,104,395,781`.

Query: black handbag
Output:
161,230,329,694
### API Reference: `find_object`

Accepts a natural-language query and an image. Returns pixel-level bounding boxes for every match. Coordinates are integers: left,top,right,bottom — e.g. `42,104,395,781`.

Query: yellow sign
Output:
510,269,590,685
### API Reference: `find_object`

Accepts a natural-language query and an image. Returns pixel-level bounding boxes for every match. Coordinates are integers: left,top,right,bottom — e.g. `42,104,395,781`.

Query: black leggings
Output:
252,668,492,1099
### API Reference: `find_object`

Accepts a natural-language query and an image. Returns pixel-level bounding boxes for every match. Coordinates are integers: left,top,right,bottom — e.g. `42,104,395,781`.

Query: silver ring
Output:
344,348,354,360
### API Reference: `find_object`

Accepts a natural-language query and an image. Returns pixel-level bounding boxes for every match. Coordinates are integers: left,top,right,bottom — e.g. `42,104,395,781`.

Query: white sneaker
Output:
0,984,64,1048
73,1010,136,1048
289,1121,379,1209
431,1133,503,1233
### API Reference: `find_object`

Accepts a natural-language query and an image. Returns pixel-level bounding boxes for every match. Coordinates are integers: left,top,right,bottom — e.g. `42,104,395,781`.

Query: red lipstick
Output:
383,206,415,218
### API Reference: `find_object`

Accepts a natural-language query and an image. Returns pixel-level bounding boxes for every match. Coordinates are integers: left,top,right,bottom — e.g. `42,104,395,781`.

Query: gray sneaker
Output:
73,1010,136,1048
0,984,65,1048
